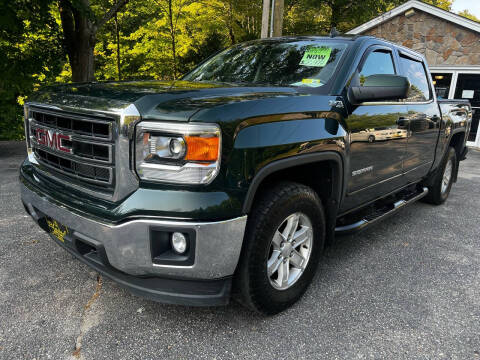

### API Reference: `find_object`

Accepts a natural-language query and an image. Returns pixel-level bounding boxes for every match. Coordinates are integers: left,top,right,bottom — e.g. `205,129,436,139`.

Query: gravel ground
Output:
1,141,479,360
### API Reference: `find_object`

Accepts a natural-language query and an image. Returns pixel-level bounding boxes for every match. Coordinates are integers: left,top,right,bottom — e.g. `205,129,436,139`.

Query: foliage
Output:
457,9,480,23
422,0,452,11
0,0,467,139
0,1,64,140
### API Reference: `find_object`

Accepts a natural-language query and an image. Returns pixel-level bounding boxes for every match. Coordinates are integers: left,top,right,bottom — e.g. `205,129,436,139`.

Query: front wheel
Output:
423,147,457,205
234,182,325,315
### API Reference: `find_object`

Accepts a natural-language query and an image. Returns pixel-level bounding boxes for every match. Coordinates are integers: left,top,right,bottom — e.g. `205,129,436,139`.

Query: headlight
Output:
135,122,221,184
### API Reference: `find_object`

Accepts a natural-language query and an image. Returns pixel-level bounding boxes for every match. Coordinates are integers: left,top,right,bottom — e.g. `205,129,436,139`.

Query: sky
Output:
451,0,480,19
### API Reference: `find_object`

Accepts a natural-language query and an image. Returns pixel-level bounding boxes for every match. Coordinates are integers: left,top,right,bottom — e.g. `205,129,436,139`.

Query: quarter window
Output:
399,55,431,102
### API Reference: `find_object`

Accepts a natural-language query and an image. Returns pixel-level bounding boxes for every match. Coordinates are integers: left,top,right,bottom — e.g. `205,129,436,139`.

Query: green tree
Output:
0,1,64,140
283,0,405,34
422,0,452,11
458,9,480,23
57,0,130,82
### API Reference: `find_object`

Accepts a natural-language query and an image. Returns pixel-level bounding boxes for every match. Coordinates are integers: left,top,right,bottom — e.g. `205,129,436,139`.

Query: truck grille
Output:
31,110,111,139
28,107,115,189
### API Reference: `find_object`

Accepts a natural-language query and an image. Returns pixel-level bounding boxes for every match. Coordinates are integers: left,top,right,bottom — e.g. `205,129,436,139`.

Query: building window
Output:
432,73,452,100
454,73,480,143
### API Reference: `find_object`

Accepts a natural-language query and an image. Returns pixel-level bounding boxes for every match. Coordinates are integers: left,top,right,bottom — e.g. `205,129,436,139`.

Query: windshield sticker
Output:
290,78,324,87
299,47,332,67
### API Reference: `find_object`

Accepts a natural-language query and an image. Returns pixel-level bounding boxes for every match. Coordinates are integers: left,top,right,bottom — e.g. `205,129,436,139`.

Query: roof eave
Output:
346,0,480,35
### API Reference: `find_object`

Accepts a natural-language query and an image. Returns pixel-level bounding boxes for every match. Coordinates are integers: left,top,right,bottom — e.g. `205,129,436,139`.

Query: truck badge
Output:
36,128,72,154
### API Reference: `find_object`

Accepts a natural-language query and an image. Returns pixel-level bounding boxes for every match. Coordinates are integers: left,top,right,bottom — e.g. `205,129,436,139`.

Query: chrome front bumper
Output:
20,180,247,280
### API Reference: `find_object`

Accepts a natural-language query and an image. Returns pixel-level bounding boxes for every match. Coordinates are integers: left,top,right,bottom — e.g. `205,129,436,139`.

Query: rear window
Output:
183,40,350,88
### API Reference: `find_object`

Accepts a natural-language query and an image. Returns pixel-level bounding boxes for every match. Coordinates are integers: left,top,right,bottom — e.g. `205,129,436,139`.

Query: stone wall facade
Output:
362,10,480,66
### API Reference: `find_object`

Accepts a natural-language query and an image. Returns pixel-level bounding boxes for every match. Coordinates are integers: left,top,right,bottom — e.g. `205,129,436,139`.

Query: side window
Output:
399,55,431,102
359,50,395,85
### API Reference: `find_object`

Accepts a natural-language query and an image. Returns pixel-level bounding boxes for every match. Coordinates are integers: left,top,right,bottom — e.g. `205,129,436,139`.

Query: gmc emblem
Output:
35,128,72,154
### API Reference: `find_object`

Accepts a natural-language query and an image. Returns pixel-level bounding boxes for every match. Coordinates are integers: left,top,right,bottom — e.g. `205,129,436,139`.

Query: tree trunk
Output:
114,12,122,81
58,0,96,82
329,0,340,30
70,38,96,82
167,0,177,80
58,0,129,83
228,0,235,44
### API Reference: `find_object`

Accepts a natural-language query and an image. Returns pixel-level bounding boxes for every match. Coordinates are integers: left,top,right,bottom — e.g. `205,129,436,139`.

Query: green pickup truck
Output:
20,35,471,314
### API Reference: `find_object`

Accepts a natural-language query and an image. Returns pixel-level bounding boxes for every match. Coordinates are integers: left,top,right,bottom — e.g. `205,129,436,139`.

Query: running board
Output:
335,187,429,236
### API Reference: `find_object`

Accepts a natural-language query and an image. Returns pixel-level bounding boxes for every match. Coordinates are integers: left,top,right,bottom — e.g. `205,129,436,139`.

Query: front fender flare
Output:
241,151,344,214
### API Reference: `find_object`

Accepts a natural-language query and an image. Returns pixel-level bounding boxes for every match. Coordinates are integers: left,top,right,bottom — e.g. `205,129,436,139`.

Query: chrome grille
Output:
31,110,111,140
28,107,115,189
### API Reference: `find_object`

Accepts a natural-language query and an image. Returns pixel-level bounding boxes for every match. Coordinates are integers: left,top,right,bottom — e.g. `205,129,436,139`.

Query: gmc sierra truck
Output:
20,35,471,315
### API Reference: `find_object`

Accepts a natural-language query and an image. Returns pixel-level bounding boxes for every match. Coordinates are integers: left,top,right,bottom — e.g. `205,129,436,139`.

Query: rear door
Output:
398,52,441,182
343,45,409,211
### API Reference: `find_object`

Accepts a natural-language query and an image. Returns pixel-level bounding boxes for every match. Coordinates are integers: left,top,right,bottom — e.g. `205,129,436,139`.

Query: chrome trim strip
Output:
114,103,141,201
21,181,247,279
356,99,434,106
335,220,367,232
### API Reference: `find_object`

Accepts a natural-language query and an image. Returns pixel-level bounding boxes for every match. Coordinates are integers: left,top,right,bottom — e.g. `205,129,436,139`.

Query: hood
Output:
29,80,302,121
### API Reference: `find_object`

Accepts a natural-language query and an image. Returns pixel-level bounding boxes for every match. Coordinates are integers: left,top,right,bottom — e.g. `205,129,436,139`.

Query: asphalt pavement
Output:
1,141,479,360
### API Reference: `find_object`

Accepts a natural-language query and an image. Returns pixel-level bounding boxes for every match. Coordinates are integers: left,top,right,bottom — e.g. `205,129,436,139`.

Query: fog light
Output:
171,232,188,254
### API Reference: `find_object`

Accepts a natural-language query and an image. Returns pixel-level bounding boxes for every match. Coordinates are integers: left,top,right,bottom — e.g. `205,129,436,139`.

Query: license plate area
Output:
46,217,70,243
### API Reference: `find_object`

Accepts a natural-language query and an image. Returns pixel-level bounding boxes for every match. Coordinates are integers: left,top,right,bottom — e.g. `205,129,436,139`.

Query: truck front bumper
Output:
20,178,247,306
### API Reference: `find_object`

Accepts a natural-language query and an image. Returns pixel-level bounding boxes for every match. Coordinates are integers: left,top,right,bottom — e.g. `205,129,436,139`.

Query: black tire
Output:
234,181,325,315
423,147,457,205
368,135,375,143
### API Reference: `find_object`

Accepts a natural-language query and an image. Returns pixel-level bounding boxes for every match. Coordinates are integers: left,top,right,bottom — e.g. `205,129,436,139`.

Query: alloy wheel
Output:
441,159,453,195
266,213,313,290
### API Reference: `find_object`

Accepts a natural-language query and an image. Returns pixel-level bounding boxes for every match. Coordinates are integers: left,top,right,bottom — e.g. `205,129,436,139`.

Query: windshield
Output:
183,39,350,88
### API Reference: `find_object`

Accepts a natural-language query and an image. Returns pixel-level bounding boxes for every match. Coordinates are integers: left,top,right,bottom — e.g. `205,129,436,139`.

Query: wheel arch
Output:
242,152,344,244
448,130,466,182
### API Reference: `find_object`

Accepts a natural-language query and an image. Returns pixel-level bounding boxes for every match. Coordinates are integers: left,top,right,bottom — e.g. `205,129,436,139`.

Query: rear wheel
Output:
235,182,325,315
423,147,457,205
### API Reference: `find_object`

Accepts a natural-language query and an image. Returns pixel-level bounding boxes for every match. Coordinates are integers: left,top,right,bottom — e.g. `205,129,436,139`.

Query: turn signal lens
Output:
185,136,219,162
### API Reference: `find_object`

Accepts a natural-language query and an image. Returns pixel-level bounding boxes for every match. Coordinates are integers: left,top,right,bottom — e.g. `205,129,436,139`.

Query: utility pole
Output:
261,0,284,38
273,0,284,37
261,0,271,38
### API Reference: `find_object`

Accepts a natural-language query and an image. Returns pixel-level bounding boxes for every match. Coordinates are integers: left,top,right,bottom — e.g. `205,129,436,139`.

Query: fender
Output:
242,151,344,214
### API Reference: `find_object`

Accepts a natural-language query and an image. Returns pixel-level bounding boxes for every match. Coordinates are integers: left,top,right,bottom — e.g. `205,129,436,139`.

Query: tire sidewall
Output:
439,149,456,203
244,185,325,313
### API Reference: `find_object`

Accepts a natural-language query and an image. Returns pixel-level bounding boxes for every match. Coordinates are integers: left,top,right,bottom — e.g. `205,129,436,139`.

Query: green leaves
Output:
0,0,458,139
0,0,64,140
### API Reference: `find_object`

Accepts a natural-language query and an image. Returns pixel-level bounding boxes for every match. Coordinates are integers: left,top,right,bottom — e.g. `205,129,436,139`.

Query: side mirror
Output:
350,74,409,103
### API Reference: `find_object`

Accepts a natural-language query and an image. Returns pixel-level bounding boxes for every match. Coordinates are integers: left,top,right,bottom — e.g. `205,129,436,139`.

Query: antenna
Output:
330,27,340,37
